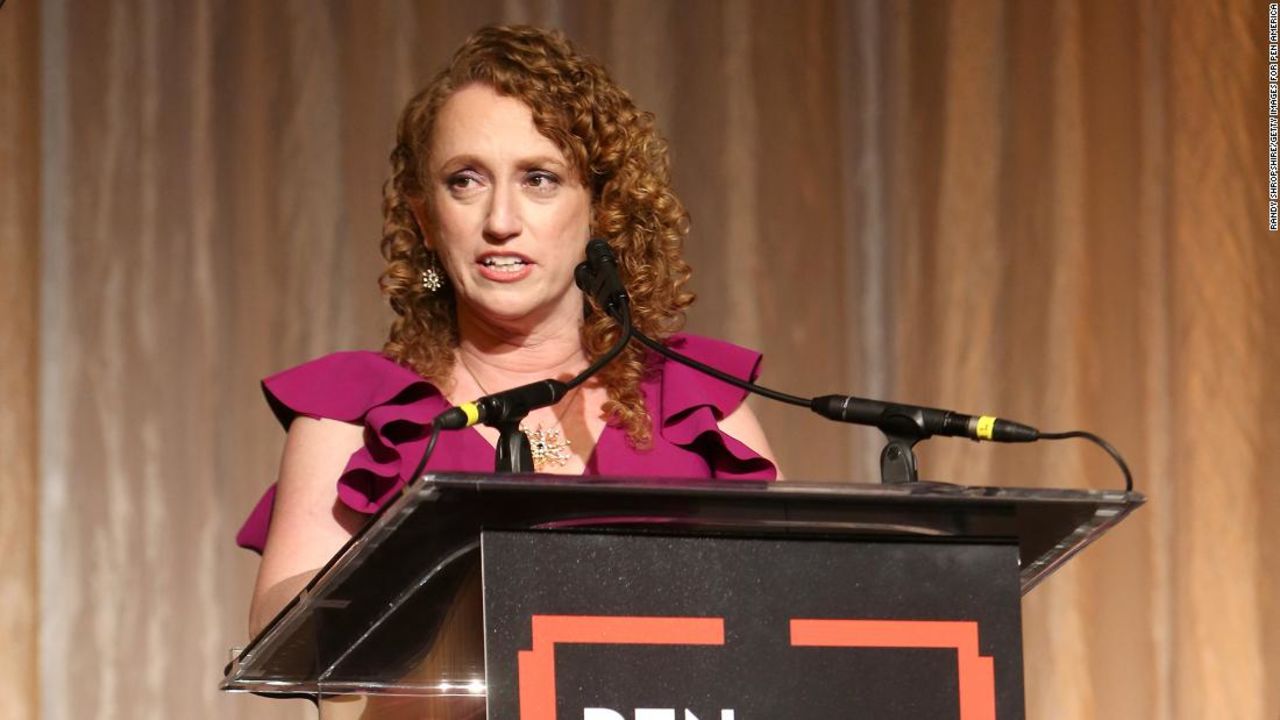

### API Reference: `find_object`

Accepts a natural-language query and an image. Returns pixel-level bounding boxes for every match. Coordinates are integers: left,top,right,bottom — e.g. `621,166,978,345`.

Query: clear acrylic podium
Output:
222,473,1144,719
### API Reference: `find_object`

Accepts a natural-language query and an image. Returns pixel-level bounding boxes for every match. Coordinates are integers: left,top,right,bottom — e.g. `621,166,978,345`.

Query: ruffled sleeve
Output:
654,334,778,480
235,351,452,554
237,339,779,554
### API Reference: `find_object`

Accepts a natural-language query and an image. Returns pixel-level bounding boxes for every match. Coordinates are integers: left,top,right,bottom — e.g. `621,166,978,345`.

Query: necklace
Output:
456,354,581,471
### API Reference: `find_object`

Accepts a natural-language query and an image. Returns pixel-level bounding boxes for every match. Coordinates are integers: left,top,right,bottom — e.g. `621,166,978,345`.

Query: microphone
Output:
430,238,631,434
809,394,1039,443
575,238,630,317
425,238,634,475
434,379,570,430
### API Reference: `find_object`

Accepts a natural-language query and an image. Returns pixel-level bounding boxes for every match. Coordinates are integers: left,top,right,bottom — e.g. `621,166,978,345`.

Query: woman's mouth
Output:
476,254,533,282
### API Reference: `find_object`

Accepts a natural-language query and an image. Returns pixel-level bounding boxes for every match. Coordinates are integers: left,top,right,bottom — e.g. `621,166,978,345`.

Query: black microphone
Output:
810,395,1039,442
423,238,636,472
575,237,629,317
432,239,630,436
434,379,570,430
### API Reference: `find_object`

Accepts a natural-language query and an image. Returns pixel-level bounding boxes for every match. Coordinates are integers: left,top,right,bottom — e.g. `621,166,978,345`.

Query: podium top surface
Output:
389,473,1141,589
223,474,1144,697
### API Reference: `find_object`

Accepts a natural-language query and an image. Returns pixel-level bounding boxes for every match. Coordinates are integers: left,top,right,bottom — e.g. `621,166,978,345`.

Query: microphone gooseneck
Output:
417,236,1134,491
423,238,634,473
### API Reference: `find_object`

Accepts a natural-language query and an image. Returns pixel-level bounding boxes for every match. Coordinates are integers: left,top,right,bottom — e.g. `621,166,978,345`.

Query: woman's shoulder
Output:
655,332,763,419
641,332,777,480
261,350,442,429
238,351,448,553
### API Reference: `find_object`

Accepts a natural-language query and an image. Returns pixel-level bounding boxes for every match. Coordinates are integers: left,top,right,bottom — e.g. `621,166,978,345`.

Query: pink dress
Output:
236,333,778,553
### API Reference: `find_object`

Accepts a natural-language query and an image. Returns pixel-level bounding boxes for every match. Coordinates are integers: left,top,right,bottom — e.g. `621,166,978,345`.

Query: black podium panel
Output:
483,531,1024,719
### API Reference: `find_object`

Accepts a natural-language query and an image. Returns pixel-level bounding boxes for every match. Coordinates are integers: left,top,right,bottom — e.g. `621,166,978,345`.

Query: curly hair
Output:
380,24,694,448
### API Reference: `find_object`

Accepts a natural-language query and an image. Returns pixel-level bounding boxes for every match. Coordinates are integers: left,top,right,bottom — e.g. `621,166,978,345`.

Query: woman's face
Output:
424,83,592,332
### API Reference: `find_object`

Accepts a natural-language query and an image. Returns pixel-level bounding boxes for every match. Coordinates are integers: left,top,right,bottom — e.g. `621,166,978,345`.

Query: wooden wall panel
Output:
9,0,1275,717
0,3,42,719
744,0,853,482
1167,2,1279,718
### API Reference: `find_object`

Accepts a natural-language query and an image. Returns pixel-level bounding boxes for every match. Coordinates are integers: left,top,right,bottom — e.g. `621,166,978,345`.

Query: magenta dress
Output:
236,333,778,553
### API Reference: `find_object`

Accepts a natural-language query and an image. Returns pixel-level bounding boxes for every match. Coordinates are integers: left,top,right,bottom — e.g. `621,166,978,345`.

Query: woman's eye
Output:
446,173,482,193
525,171,560,191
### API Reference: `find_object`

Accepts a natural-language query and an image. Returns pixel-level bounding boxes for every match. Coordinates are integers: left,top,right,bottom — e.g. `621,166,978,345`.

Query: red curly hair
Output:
380,25,694,447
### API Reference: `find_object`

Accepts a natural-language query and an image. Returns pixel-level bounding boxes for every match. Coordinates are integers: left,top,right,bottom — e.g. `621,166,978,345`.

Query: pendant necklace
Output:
456,355,582,471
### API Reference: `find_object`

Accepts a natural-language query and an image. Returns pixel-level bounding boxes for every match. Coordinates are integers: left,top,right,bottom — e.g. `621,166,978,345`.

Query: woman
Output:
239,25,780,635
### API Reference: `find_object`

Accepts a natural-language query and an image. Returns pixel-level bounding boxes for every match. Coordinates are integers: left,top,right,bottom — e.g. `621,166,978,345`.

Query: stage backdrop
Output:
2,0,1276,718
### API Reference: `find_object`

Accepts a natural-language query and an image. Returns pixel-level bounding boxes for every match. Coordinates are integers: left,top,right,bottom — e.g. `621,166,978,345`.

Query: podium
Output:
222,474,1144,719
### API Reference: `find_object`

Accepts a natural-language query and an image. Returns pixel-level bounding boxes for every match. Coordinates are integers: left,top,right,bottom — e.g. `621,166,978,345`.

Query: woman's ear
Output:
407,196,433,249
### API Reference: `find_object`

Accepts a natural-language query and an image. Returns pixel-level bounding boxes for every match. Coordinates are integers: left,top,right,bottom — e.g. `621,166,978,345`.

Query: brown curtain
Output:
0,1,41,718
2,0,1275,717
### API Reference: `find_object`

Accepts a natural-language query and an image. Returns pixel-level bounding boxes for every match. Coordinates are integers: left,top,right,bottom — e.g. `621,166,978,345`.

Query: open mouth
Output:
476,253,534,282
479,256,530,273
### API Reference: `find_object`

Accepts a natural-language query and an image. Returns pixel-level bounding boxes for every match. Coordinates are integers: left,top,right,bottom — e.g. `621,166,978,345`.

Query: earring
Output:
421,266,443,293
421,252,444,293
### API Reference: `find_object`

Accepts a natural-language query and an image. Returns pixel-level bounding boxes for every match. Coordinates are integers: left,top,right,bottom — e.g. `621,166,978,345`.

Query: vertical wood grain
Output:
1015,0,1092,710
842,0,889,481
1168,2,1275,718
746,0,851,481
719,0,763,351
1135,0,1175,715
0,1,41,718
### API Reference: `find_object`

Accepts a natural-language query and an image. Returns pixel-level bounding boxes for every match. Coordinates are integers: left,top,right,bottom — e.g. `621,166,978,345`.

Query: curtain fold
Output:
0,1,42,719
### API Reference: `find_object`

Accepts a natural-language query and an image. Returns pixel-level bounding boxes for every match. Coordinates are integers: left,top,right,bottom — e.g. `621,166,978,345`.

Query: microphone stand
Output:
881,439,920,485
488,244,633,473
495,420,535,473
878,430,923,485
492,302,630,472
427,240,632,475
834,400,943,484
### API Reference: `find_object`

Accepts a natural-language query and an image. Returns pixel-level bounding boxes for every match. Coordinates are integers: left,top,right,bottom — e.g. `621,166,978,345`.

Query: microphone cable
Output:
1036,430,1134,492
410,233,1136,494
406,421,443,489
409,311,629,479
631,330,809,409
430,236,637,436
567,300,632,391
630,328,1134,493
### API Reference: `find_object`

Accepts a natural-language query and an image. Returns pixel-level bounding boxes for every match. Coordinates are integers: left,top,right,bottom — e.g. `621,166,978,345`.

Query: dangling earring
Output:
421,253,444,293
421,267,443,293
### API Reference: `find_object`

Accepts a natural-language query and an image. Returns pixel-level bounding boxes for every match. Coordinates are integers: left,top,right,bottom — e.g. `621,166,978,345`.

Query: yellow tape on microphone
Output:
976,415,997,440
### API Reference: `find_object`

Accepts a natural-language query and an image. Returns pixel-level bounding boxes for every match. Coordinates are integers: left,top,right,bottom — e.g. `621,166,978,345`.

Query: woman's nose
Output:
483,183,522,242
